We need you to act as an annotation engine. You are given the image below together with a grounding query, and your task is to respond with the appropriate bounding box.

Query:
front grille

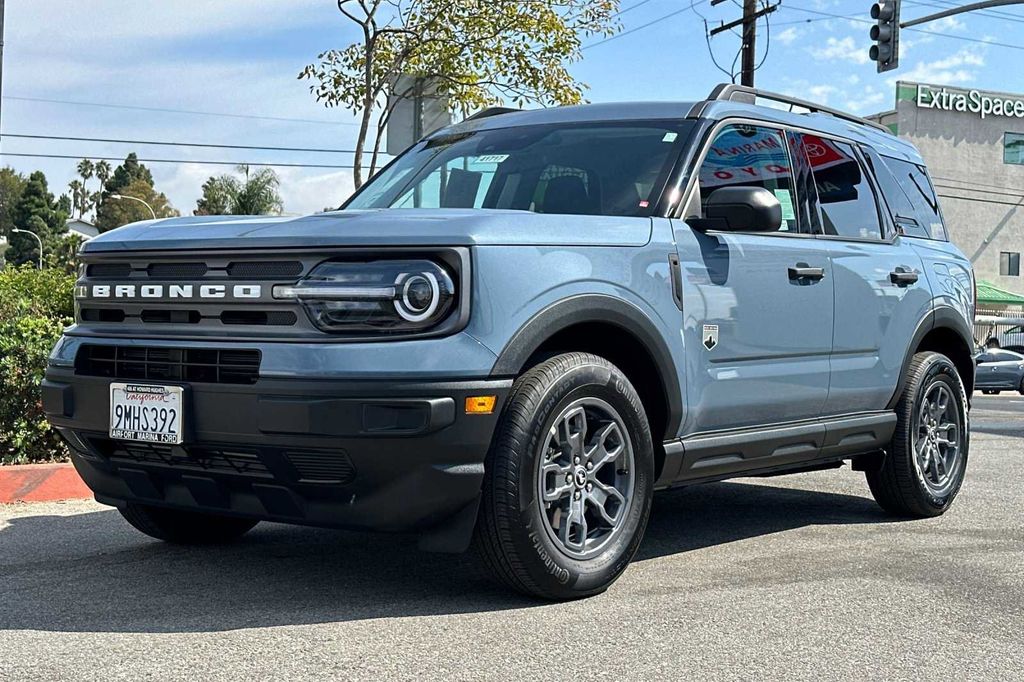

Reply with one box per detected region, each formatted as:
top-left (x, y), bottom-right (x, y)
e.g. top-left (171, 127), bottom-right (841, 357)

top-left (284, 449), bottom-right (356, 484)
top-left (227, 261), bottom-right (303, 279)
top-left (75, 345), bottom-right (261, 384)
top-left (87, 263), bottom-right (132, 278)
top-left (91, 439), bottom-right (272, 477)
top-left (147, 262), bottom-right (208, 279)
top-left (86, 437), bottom-right (357, 485)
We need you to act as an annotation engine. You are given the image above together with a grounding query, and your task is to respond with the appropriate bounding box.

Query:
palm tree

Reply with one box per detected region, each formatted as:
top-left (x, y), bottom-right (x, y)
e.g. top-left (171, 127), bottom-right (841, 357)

top-left (92, 160), bottom-right (113, 222)
top-left (76, 159), bottom-right (97, 219)
top-left (231, 165), bottom-right (283, 215)
top-left (68, 179), bottom-right (85, 219)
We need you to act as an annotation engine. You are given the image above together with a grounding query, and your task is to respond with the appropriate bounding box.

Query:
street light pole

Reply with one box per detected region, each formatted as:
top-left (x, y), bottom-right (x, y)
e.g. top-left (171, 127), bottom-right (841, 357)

top-left (11, 228), bottom-right (43, 269)
top-left (109, 194), bottom-right (157, 220)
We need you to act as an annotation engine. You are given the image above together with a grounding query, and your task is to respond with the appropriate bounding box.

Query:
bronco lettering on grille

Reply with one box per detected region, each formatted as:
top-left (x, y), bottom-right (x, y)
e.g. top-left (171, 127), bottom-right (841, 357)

top-left (75, 284), bottom-right (262, 300)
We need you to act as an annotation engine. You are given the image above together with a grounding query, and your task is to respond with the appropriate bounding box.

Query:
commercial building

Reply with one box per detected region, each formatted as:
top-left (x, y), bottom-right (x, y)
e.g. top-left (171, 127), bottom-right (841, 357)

top-left (870, 81), bottom-right (1024, 301)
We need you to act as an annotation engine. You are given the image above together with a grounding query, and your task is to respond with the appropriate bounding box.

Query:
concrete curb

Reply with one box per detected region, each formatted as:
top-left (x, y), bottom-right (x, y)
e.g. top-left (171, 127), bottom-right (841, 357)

top-left (0, 463), bottom-right (92, 504)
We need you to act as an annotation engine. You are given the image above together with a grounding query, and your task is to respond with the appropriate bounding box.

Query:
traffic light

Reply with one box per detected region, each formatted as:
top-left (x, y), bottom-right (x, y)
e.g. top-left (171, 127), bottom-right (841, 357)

top-left (869, 0), bottom-right (901, 73)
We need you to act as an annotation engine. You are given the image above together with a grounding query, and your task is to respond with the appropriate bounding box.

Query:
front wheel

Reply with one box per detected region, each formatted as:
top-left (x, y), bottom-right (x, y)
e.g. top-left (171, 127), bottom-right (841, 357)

top-left (474, 353), bottom-right (654, 600)
top-left (119, 503), bottom-right (259, 544)
top-left (866, 351), bottom-right (969, 517)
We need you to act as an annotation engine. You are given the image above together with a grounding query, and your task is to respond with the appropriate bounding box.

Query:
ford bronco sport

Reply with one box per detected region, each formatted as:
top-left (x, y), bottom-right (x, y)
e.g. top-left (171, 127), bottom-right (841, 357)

top-left (43, 84), bottom-right (976, 600)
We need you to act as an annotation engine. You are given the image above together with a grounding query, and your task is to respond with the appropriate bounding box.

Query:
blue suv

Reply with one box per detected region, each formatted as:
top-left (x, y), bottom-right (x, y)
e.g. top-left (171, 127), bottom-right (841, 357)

top-left (43, 84), bottom-right (976, 600)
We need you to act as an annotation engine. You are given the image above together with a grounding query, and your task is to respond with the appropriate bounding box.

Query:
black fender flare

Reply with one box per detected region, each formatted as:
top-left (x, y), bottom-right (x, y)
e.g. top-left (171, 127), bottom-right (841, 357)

top-left (490, 294), bottom-right (683, 438)
top-left (888, 305), bottom-right (976, 409)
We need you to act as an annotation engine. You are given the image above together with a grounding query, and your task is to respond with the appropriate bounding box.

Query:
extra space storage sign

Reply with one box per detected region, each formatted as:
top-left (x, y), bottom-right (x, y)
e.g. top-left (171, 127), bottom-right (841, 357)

top-left (916, 84), bottom-right (1024, 119)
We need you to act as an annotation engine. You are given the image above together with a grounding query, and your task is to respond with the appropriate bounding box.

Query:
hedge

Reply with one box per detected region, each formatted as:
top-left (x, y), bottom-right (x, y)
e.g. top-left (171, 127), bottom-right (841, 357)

top-left (0, 266), bottom-right (75, 464)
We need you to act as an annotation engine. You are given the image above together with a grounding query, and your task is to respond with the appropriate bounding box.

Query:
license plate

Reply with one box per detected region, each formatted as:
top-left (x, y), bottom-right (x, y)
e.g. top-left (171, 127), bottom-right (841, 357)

top-left (109, 383), bottom-right (184, 444)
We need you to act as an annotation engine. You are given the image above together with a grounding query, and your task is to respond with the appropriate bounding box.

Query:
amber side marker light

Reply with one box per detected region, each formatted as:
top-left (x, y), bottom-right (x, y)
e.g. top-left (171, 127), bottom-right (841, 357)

top-left (465, 396), bottom-right (497, 415)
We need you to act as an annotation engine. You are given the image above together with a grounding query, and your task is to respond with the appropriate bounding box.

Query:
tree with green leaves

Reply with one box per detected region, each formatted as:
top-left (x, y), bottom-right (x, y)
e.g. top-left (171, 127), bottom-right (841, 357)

top-left (299, 0), bottom-right (620, 189)
top-left (95, 154), bottom-right (175, 232)
top-left (0, 167), bottom-right (27, 241)
top-left (194, 165), bottom-right (283, 216)
top-left (7, 171), bottom-right (67, 266)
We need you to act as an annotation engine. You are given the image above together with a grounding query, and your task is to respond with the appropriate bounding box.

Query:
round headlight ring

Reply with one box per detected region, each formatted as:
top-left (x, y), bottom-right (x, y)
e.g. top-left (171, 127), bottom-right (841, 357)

top-left (395, 271), bottom-right (441, 322)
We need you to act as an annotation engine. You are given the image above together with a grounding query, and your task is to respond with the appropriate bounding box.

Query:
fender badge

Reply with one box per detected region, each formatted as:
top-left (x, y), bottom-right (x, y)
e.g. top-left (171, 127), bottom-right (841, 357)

top-left (703, 324), bottom-right (719, 351)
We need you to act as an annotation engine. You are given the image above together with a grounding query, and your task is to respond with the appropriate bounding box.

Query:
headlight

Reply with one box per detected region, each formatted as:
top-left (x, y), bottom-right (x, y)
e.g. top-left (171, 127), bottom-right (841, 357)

top-left (273, 259), bottom-right (455, 333)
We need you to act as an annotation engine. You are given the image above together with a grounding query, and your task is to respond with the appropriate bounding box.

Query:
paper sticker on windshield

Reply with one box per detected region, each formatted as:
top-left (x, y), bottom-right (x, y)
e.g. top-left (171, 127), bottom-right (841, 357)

top-left (474, 154), bottom-right (509, 164)
top-left (703, 324), bottom-right (719, 351)
top-left (662, 132), bottom-right (678, 143)
top-left (774, 189), bottom-right (796, 221)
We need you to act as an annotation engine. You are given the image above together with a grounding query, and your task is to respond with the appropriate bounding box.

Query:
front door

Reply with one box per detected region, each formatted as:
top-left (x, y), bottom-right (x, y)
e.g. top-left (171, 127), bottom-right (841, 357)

top-left (673, 122), bottom-right (834, 435)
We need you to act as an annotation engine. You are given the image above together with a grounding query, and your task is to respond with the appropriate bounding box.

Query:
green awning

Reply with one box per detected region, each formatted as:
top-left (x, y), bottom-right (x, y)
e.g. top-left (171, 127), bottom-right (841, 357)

top-left (976, 280), bottom-right (1024, 306)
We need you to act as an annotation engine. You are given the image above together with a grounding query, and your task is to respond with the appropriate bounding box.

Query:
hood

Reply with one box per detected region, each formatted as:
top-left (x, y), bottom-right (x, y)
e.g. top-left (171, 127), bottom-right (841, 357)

top-left (81, 209), bottom-right (653, 252)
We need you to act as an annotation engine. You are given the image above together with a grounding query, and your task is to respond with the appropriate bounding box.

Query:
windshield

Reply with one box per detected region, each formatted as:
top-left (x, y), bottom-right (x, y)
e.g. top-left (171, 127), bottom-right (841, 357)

top-left (345, 120), bottom-right (693, 217)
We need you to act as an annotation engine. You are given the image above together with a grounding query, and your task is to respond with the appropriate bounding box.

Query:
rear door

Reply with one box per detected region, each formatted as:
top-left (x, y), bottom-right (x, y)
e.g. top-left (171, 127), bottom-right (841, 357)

top-left (672, 122), bottom-right (834, 434)
top-left (795, 135), bottom-right (931, 415)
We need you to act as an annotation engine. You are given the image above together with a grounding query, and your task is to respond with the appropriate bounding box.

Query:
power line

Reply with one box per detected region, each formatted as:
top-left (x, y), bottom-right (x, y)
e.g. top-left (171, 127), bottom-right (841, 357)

top-left (614, 0), bottom-right (659, 17)
top-left (0, 152), bottom-right (354, 169)
top-left (0, 132), bottom-right (365, 155)
top-left (932, 175), bottom-right (1024, 193)
top-left (783, 3), bottom-right (1024, 51)
top-left (2, 95), bottom-right (359, 127)
top-left (582, 5), bottom-right (694, 49)
top-left (937, 192), bottom-right (1024, 207)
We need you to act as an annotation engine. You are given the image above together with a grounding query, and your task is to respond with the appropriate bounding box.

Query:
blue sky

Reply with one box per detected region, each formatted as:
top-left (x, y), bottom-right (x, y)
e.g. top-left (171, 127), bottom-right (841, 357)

top-left (2, 0), bottom-right (1021, 216)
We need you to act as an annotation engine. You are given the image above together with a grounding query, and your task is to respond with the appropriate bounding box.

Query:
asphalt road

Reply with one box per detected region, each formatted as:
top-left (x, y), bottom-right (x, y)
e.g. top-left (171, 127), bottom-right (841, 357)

top-left (1, 395), bottom-right (1022, 681)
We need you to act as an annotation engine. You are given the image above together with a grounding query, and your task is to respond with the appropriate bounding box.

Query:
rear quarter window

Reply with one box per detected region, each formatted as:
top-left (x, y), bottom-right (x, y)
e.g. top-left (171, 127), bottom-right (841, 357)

top-left (866, 148), bottom-right (948, 241)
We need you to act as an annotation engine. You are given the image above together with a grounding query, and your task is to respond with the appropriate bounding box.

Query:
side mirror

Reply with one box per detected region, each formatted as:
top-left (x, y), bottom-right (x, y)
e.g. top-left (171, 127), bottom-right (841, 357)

top-left (687, 186), bottom-right (782, 233)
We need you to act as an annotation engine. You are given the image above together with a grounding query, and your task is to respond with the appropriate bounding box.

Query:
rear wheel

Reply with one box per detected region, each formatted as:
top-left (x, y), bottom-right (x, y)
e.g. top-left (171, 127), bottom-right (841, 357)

top-left (866, 352), bottom-right (969, 517)
top-left (119, 503), bottom-right (258, 544)
top-left (474, 353), bottom-right (654, 600)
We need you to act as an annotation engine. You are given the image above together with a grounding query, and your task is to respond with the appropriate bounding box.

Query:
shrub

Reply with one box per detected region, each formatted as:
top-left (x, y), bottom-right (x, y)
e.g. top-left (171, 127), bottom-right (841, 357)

top-left (0, 266), bottom-right (75, 464)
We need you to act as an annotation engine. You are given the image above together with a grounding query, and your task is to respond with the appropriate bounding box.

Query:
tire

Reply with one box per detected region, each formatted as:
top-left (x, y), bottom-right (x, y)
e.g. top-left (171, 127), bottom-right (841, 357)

top-left (119, 503), bottom-right (258, 544)
top-left (866, 351), bottom-right (969, 517)
top-left (474, 353), bottom-right (654, 600)
top-left (1018, 378), bottom-right (1024, 396)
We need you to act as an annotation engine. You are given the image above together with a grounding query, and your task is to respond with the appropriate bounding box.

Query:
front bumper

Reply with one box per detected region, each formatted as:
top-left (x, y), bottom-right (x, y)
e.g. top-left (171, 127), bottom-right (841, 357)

top-left (43, 366), bottom-right (511, 550)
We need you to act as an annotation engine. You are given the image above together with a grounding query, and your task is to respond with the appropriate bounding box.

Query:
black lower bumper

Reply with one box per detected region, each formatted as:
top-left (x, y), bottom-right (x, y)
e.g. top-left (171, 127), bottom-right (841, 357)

top-left (42, 367), bottom-right (511, 551)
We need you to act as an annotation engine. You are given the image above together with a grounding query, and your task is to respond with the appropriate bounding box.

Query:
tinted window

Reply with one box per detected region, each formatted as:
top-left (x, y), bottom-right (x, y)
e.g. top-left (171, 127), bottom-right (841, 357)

top-left (862, 146), bottom-right (918, 238)
top-left (991, 350), bottom-right (1024, 362)
top-left (880, 156), bottom-right (947, 241)
top-left (1000, 251), bottom-right (1020, 276)
top-left (802, 137), bottom-right (883, 240)
top-left (346, 121), bottom-right (691, 217)
top-left (698, 124), bottom-right (801, 232)
top-left (1004, 132), bottom-right (1024, 165)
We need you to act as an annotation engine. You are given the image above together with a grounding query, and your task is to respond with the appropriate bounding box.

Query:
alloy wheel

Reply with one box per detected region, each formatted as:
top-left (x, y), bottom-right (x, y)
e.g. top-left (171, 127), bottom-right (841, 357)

top-left (537, 397), bottom-right (635, 560)
top-left (912, 381), bottom-right (963, 497)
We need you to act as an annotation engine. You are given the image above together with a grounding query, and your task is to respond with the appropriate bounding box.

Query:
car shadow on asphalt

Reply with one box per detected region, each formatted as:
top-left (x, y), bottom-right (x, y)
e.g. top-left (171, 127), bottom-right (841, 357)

top-left (0, 480), bottom-right (893, 633)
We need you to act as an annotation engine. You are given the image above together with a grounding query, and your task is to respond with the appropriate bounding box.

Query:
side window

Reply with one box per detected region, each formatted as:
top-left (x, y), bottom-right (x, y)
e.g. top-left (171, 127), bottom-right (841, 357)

top-left (800, 136), bottom-right (883, 240)
top-left (880, 156), bottom-right (948, 241)
top-left (862, 146), bottom-right (922, 239)
top-left (698, 124), bottom-right (801, 232)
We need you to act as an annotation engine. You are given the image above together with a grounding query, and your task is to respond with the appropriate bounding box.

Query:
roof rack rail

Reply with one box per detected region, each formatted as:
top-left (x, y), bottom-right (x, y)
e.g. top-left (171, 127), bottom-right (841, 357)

top-left (702, 83), bottom-right (892, 135)
top-left (465, 106), bottom-right (520, 122)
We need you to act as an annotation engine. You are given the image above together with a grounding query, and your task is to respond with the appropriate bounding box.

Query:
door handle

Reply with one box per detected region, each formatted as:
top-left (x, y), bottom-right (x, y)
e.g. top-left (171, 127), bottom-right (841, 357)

top-left (788, 265), bottom-right (825, 281)
top-left (890, 268), bottom-right (919, 286)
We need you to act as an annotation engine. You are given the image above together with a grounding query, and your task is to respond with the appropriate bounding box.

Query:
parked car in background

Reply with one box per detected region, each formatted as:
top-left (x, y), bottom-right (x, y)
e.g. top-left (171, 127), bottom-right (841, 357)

top-left (975, 349), bottom-right (1024, 394)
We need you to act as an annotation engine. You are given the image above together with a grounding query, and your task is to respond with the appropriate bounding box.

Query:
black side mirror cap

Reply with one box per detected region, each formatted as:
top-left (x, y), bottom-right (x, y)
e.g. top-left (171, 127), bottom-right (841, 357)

top-left (686, 186), bottom-right (783, 233)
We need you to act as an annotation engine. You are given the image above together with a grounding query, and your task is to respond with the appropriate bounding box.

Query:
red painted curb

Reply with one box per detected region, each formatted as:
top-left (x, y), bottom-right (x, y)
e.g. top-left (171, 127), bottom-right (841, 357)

top-left (0, 463), bottom-right (92, 504)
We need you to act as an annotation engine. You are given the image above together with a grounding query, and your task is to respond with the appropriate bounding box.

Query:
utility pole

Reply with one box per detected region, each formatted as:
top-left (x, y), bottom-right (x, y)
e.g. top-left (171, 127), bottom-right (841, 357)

top-left (709, 0), bottom-right (779, 87)
top-left (0, 0), bottom-right (5, 145)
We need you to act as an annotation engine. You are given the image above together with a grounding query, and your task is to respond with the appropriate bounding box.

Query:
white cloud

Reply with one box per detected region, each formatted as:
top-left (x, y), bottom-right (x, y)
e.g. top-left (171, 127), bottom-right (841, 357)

top-left (809, 36), bottom-right (870, 65)
top-left (776, 27), bottom-right (799, 46)
top-left (895, 47), bottom-right (987, 87)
